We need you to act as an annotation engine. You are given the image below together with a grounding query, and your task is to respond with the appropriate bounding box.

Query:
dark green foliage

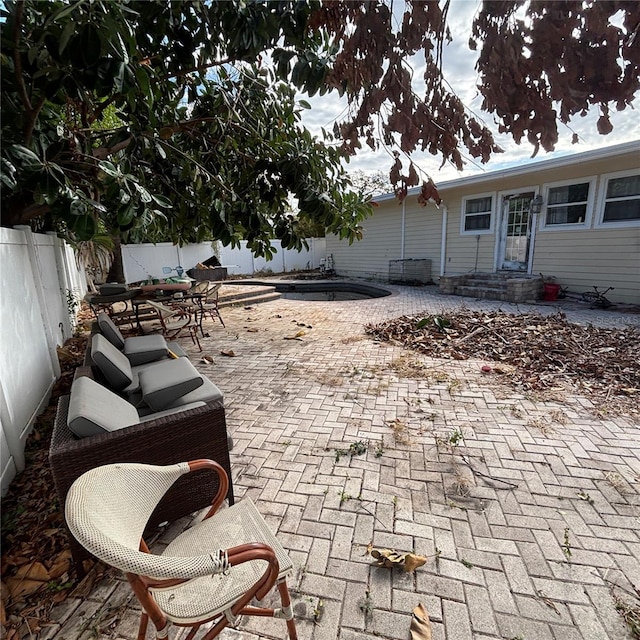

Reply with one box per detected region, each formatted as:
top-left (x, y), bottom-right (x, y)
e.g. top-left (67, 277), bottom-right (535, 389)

top-left (1, 0), bottom-right (370, 255)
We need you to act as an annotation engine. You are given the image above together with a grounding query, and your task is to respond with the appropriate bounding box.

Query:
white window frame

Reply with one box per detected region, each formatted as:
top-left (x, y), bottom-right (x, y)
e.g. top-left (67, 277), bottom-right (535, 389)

top-left (460, 192), bottom-right (495, 236)
top-left (539, 176), bottom-right (596, 231)
top-left (595, 169), bottom-right (640, 229)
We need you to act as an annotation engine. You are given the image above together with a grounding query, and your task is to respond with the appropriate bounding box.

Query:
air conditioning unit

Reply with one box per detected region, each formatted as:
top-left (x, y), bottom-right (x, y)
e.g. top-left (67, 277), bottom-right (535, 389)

top-left (389, 259), bottom-right (432, 284)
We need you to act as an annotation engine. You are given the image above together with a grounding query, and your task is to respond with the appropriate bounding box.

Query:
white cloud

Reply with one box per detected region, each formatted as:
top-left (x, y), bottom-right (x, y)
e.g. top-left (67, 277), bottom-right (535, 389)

top-left (300, 0), bottom-right (640, 182)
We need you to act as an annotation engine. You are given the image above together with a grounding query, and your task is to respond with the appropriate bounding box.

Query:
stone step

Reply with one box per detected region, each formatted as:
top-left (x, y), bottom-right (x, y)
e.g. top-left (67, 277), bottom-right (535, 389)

top-left (220, 292), bottom-right (282, 308)
top-left (218, 285), bottom-right (281, 308)
top-left (455, 285), bottom-right (511, 301)
top-left (461, 276), bottom-right (509, 285)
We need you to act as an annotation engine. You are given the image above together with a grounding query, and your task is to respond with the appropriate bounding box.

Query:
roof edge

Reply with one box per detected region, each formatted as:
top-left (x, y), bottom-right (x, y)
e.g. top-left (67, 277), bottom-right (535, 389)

top-left (372, 140), bottom-right (640, 203)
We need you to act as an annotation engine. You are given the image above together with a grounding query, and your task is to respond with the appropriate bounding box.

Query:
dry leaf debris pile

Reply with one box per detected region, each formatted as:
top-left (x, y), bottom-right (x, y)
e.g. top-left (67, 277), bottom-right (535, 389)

top-left (365, 310), bottom-right (640, 414)
top-left (1, 337), bottom-right (88, 639)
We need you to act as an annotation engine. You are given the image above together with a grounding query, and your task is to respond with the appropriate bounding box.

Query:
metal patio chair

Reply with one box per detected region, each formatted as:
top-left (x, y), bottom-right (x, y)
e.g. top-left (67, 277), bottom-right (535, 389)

top-left (200, 282), bottom-right (225, 328)
top-left (65, 460), bottom-right (297, 640)
top-left (145, 299), bottom-right (202, 351)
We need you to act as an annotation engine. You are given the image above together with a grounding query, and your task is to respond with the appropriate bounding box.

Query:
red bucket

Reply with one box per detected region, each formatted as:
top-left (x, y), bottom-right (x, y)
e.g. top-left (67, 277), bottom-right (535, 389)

top-left (543, 283), bottom-right (561, 301)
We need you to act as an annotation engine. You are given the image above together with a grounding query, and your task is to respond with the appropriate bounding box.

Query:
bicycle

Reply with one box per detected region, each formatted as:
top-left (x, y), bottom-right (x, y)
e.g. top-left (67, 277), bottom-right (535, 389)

top-left (581, 286), bottom-right (615, 309)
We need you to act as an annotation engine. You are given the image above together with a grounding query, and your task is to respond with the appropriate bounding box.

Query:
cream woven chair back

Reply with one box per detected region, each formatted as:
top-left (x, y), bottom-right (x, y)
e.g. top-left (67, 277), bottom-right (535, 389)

top-left (205, 282), bottom-right (222, 302)
top-left (65, 462), bottom-right (189, 575)
top-left (193, 280), bottom-right (210, 295)
top-left (146, 299), bottom-right (178, 319)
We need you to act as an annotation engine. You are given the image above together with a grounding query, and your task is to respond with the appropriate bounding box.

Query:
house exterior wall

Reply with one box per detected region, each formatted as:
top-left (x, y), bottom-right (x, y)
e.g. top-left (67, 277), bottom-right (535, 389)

top-left (403, 202), bottom-right (443, 271)
top-left (327, 199), bottom-right (444, 282)
top-left (329, 143), bottom-right (639, 304)
top-left (531, 228), bottom-right (639, 300)
top-left (328, 202), bottom-right (404, 281)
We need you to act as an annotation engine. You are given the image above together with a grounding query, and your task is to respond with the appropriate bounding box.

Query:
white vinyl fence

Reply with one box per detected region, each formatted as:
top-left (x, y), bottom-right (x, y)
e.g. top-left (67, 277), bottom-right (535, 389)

top-left (0, 227), bottom-right (86, 496)
top-left (122, 238), bottom-right (326, 283)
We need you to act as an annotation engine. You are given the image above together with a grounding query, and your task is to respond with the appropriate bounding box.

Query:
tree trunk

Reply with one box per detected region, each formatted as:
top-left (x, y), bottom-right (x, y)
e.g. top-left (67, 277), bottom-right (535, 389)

top-left (107, 236), bottom-right (126, 283)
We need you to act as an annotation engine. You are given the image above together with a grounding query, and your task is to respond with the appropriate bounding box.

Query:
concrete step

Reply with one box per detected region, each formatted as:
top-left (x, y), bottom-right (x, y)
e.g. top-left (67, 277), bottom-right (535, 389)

top-left (218, 285), bottom-right (281, 308)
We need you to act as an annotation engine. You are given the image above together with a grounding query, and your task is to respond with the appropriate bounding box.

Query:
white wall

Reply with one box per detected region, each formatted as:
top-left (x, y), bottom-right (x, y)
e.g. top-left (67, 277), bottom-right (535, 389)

top-left (0, 227), bottom-right (86, 495)
top-left (122, 238), bottom-right (326, 282)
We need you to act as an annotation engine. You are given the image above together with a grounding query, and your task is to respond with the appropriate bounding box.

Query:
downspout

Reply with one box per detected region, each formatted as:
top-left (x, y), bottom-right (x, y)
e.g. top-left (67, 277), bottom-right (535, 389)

top-left (440, 206), bottom-right (448, 276)
top-left (527, 213), bottom-right (538, 275)
top-left (400, 197), bottom-right (406, 267)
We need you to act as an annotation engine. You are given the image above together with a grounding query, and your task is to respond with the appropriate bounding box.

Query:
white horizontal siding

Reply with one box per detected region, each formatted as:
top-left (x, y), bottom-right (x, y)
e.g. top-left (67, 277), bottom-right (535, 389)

top-left (327, 205), bottom-right (404, 280)
top-left (403, 202), bottom-right (442, 272)
top-left (532, 229), bottom-right (640, 304)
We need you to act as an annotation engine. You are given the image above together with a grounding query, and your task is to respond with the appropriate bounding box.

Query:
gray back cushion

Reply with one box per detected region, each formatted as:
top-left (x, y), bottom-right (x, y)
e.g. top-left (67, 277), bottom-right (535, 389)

top-left (123, 334), bottom-right (168, 366)
top-left (91, 334), bottom-right (134, 391)
top-left (138, 357), bottom-right (204, 412)
top-left (97, 312), bottom-right (125, 350)
top-left (166, 374), bottom-right (223, 408)
top-left (67, 377), bottom-right (139, 438)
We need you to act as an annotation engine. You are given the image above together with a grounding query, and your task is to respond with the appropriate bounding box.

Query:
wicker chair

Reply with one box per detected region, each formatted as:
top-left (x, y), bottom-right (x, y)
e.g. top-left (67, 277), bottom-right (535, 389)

top-left (50, 385), bottom-right (234, 574)
top-left (65, 460), bottom-right (297, 640)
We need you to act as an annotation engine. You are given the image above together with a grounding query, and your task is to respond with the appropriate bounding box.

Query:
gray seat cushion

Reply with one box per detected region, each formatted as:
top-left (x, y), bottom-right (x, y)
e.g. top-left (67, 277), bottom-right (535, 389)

top-left (67, 377), bottom-right (140, 438)
top-left (99, 283), bottom-right (129, 296)
top-left (164, 374), bottom-right (224, 407)
top-left (97, 312), bottom-right (126, 350)
top-left (123, 334), bottom-right (168, 366)
top-left (91, 334), bottom-right (133, 391)
top-left (138, 357), bottom-right (204, 412)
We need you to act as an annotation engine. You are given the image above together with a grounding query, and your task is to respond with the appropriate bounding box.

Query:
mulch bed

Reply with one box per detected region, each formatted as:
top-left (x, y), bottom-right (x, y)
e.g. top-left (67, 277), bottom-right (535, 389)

top-left (365, 310), bottom-right (640, 416)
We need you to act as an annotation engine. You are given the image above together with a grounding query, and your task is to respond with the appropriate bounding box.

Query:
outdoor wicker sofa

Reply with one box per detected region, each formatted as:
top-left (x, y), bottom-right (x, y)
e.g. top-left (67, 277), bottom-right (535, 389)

top-left (49, 367), bottom-right (234, 572)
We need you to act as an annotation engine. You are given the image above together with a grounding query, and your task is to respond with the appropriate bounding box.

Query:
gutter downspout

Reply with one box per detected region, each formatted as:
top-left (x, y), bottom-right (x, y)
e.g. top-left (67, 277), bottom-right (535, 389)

top-left (527, 212), bottom-right (538, 275)
top-left (401, 197), bottom-right (406, 266)
top-left (440, 206), bottom-right (448, 276)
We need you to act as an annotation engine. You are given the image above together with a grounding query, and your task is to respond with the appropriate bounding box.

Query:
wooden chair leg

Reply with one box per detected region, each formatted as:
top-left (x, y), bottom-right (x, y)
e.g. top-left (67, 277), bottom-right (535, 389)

top-left (137, 612), bottom-right (149, 640)
top-left (277, 578), bottom-right (298, 640)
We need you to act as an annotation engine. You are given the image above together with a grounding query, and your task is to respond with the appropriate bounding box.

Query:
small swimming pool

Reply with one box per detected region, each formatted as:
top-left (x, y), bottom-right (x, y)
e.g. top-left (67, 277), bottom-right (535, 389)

top-left (275, 281), bottom-right (392, 301)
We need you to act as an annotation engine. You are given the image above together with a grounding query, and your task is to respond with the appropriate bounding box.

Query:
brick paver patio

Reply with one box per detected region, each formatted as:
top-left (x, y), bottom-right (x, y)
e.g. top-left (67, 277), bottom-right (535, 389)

top-left (49, 284), bottom-right (639, 640)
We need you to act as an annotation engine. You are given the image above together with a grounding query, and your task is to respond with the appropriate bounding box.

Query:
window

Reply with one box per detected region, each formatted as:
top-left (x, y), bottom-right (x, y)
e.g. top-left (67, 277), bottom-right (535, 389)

top-left (600, 172), bottom-right (640, 224)
top-left (545, 182), bottom-right (590, 225)
top-left (461, 194), bottom-right (493, 234)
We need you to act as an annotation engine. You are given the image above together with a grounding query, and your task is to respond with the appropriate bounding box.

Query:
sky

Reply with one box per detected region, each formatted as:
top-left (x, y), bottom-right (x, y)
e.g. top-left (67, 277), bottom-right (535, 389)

top-left (299, 0), bottom-right (640, 184)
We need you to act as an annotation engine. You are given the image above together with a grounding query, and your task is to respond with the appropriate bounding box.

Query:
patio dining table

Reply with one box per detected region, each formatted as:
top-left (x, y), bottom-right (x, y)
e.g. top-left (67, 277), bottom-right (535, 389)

top-left (84, 289), bottom-right (142, 326)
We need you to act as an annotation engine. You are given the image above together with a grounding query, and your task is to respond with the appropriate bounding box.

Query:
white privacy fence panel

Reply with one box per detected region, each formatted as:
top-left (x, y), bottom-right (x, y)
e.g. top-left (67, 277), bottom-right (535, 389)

top-left (218, 242), bottom-right (255, 276)
top-left (0, 227), bottom-right (85, 496)
top-left (36, 235), bottom-right (67, 346)
top-left (122, 239), bottom-right (325, 281)
top-left (121, 242), bottom-right (178, 282)
top-left (177, 243), bottom-right (219, 272)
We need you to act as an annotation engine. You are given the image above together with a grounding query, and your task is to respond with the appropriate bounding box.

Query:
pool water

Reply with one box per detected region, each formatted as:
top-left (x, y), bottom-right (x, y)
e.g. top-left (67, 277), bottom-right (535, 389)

top-left (280, 291), bottom-right (374, 301)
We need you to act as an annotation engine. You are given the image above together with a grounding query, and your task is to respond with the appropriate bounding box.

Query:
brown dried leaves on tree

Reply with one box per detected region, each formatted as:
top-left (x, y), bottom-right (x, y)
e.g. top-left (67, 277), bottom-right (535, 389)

top-left (310, 1), bottom-right (639, 200)
top-left (472, 1), bottom-right (640, 157)
top-left (319, 1), bottom-right (502, 201)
